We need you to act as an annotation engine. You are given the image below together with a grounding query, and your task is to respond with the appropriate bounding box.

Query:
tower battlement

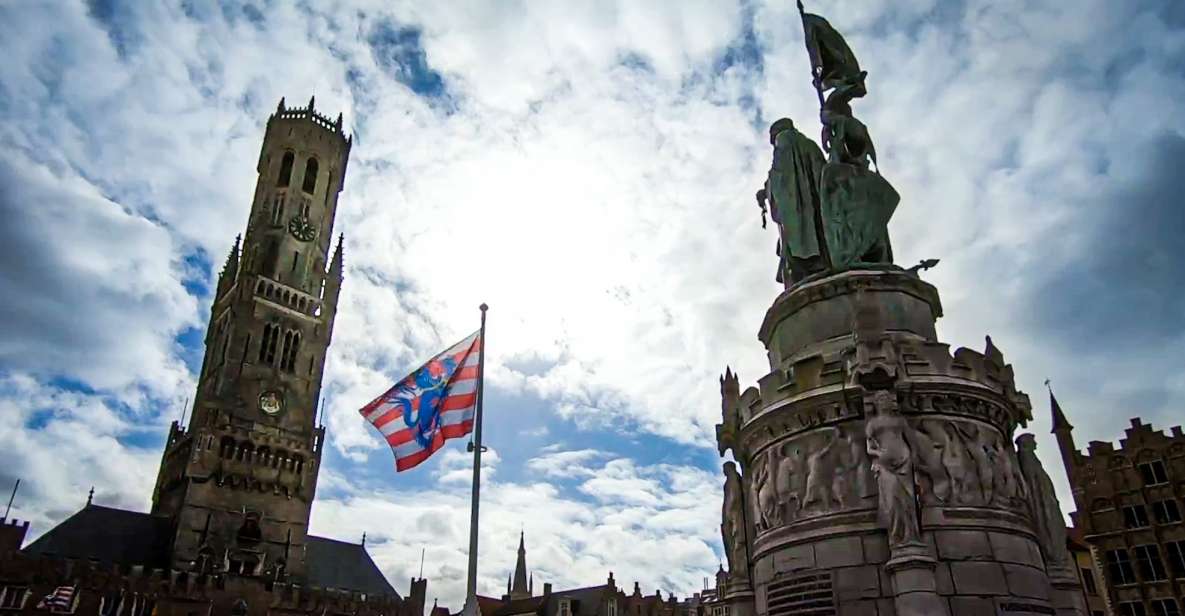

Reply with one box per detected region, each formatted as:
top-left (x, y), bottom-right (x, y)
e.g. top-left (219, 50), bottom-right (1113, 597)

top-left (270, 96), bottom-right (351, 144)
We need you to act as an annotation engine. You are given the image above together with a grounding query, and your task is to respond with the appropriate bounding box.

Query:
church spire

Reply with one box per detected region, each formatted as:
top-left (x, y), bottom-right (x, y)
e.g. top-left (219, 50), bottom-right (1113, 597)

top-left (1047, 381), bottom-right (1079, 485)
top-left (511, 531), bottom-right (530, 598)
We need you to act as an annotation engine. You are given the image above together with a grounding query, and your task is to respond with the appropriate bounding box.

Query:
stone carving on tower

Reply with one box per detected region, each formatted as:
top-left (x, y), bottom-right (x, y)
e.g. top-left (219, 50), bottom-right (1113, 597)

top-left (149, 97), bottom-right (352, 581)
top-left (717, 4), bottom-right (1088, 616)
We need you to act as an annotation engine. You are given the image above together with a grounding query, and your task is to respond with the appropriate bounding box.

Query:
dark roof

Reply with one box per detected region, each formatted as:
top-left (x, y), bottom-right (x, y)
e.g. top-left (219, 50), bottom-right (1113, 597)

top-left (22, 505), bottom-right (172, 567)
top-left (305, 535), bottom-right (399, 598)
top-left (21, 506), bottom-right (399, 599)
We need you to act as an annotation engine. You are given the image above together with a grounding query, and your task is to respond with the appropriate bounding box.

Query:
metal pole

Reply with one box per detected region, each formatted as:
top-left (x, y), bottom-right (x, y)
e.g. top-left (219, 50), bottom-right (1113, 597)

top-left (465, 304), bottom-right (489, 605)
top-left (3, 479), bottom-right (19, 520)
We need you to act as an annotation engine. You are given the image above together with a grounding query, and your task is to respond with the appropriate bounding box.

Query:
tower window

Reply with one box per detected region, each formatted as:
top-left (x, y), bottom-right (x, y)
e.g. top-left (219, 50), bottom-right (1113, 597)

top-left (302, 157), bottom-right (318, 193)
top-left (277, 152), bottom-right (294, 187)
top-left (271, 193), bottom-right (285, 225)
top-left (259, 324), bottom-right (280, 365)
top-left (281, 331), bottom-right (301, 372)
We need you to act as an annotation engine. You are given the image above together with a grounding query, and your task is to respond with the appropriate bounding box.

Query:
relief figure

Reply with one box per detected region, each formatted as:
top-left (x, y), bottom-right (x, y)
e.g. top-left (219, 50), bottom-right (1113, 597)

top-left (775, 442), bottom-right (803, 520)
top-left (911, 421), bottom-right (951, 504)
top-left (803, 430), bottom-right (839, 513)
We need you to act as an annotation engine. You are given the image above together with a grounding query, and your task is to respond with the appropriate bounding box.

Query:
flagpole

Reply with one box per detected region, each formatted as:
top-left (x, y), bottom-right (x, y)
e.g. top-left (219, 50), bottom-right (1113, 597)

top-left (464, 303), bottom-right (489, 613)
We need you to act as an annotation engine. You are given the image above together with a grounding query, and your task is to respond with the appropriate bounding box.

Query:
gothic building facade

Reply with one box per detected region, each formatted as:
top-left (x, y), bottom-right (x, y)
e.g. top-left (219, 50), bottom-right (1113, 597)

top-left (1053, 394), bottom-right (1185, 616)
top-left (0, 99), bottom-right (426, 616)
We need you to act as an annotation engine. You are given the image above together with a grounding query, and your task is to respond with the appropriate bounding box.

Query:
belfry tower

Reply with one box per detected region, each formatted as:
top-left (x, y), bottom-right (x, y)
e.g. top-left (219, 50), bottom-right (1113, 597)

top-left (150, 97), bottom-right (352, 580)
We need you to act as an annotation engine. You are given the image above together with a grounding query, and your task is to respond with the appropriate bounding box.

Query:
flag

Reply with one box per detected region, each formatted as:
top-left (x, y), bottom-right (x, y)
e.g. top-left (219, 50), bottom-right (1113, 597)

top-left (361, 331), bottom-right (482, 471)
top-left (37, 586), bottom-right (76, 611)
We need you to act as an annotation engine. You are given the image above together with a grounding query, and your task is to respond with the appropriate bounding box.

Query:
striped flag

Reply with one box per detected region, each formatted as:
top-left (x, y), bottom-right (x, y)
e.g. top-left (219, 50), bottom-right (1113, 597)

top-left (360, 331), bottom-right (482, 471)
top-left (37, 586), bottom-right (76, 611)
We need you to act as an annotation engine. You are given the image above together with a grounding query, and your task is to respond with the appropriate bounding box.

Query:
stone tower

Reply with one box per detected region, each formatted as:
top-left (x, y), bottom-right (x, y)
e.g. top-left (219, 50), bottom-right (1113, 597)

top-left (150, 97), bottom-right (352, 580)
top-left (716, 6), bottom-right (1087, 616)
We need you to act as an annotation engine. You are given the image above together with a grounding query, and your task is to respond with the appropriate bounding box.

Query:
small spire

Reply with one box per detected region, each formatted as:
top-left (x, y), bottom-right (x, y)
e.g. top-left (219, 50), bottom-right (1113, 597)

top-left (361, 532), bottom-right (367, 546)
top-left (329, 233), bottom-right (345, 276)
top-left (336, 112), bottom-right (343, 129)
top-left (308, 95), bottom-right (315, 111)
top-left (1047, 380), bottom-right (1074, 432)
top-left (86, 486), bottom-right (94, 506)
top-left (277, 97), bottom-right (286, 112)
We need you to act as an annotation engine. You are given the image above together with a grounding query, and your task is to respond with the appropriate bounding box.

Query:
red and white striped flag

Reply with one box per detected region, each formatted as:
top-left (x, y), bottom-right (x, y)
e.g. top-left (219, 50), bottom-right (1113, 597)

top-left (37, 586), bottom-right (76, 611)
top-left (360, 331), bottom-right (482, 471)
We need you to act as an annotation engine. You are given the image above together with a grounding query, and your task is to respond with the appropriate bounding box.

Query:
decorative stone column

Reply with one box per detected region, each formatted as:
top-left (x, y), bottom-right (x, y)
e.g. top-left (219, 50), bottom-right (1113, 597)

top-left (717, 269), bottom-right (1086, 616)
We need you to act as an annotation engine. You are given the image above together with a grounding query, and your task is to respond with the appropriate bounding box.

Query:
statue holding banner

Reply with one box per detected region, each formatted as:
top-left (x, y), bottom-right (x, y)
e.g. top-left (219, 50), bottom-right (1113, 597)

top-left (756, 2), bottom-right (897, 283)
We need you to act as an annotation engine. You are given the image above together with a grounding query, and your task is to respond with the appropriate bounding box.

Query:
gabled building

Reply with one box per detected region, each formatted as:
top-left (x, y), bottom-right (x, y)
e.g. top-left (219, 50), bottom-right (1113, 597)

top-left (1053, 391), bottom-right (1185, 616)
top-left (0, 99), bottom-right (427, 616)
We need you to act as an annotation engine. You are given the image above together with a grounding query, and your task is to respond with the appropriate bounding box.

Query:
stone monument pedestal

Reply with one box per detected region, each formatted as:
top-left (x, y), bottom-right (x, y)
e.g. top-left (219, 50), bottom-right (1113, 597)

top-left (717, 269), bottom-right (1086, 616)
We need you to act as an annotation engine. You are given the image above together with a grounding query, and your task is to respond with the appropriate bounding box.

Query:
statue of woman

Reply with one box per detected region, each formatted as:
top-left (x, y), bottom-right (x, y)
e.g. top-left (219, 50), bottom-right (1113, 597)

top-left (865, 391), bottom-right (922, 549)
top-left (721, 462), bottom-right (750, 583)
top-left (1016, 435), bottom-right (1074, 577)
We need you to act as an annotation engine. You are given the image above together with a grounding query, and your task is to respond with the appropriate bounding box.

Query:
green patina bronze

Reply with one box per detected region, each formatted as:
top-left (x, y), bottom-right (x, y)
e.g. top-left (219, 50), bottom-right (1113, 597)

top-left (755, 3), bottom-right (898, 285)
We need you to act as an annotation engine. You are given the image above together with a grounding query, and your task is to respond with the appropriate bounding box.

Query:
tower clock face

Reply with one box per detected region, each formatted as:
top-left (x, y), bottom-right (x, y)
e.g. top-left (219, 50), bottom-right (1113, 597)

top-left (288, 215), bottom-right (316, 242)
top-left (259, 390), bottom-right (284, 416)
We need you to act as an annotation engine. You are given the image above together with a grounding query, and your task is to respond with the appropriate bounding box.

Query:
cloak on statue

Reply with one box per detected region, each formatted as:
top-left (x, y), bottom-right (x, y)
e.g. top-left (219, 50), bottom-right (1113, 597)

top-left (768, 121), bottom-right (828, 275)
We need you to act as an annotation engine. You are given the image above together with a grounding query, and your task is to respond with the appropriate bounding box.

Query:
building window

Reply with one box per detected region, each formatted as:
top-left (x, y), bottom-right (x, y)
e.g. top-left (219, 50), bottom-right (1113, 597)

top-left (259, 324), bottom-right (280, 365)
top-left (277, 151), bottom-right (294, 187)
top-left (302, 157), bottom-right (318, 193)
top-left (1139, 461), bottom-right (1169, 486)
top-left (1107, 549), bottom-right (1138, 585)
top-left (559, 599), bottom-right (571, 616)
top-left (608, 600), bottom-right (617, 616)
top-left (1119, 602), bottom-right (1148, 616)
top-left (1134, 544), bottom-right (1168, 581)
top-left (1080, 567), bottom-right (1097, 595)
top-left (1124, 505), bottom-right (1151, 528)
top-left (280, 331), bottom-right (300, 372)
top-left (1153, 499), bottom-right (1182, 524)
top-left (271, 192), bottom-right (285, 225)
top-left (1153, 599), bottom-right (1181, 616)
top-left (1167, 540), bottom-right (1185, 577)
top-left (0, 586), bottom-right (28, 609)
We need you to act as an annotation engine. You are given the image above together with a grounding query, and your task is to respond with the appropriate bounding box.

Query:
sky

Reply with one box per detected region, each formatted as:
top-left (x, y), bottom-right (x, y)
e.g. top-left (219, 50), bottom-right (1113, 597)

top-left (2, 0), bottom-right (1184, 610)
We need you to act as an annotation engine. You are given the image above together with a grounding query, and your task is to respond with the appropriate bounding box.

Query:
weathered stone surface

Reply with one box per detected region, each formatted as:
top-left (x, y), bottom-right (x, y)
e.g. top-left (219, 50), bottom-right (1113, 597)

top-left (1003, 563), bottom-right (1051, 600)
top-left (950, 562), bottom-right (1007, 595)
top-left (894, 591), bottom-right (949, 616)
top-left (834, 565), bottom-right (881, 601)
top-left (934, 563), bottom-right (953, 596)
top-left (837, 599), bottom-right (878, 616)
top-left (890, 567), bottom-right (936, 594)
top-left (862, 534), bottom-right (889, 564)
top-left (876, 598), bottom-right (896, 616)
top-left (987, 531), bottom-right (1044, 568)
top-left (773, 543), bottom-right (816, 573)
top-left (815, 536), bottom-right (865, 569)
top-left (935, 529), bottom-right (992, 561)
top-left (949, 596), bottom-right (997, 616)
top-left (753, 554), bottom-right (774, 584)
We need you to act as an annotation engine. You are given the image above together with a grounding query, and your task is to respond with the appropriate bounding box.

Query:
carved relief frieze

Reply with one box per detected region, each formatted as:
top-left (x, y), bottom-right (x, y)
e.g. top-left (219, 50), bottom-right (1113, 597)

top-left (749, 420), bottom-right (877, 535)
top-left (907, 414), bottom-right (1028, 511)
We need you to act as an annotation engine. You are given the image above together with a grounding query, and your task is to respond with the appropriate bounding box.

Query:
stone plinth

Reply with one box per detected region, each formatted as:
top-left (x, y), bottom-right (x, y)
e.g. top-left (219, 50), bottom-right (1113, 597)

top-left (717, 269), bottom-right (1086, 616)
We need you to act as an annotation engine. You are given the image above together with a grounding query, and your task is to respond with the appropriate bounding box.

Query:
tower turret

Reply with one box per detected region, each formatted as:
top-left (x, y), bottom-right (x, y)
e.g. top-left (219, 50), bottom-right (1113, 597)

top-left (149, 97), bottom-right (352, 582)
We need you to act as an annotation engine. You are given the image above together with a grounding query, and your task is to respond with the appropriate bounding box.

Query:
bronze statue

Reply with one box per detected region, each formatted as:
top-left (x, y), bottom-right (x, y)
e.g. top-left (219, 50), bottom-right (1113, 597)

top-left (753, 3), bottom-right (898, 282)
top-left (758, 118), bottom-right (828, 283)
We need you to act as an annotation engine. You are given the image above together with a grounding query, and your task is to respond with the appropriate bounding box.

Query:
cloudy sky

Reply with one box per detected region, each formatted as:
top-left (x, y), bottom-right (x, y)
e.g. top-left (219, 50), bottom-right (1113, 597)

top-left (2, 0), bottom-right (1184, 610)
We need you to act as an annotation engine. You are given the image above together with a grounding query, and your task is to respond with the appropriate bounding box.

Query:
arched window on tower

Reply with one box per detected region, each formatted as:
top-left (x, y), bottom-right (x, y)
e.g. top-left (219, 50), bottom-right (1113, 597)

top-left (259, 324), bottom-right (280, 365)
top-left (302, 157), bottom-right (318, 194)
top-left (270, 193), bottom-right (285, 225)
top-left (277, 152), bottom-right (294, 187)
top-left (280, 331), bottom-right (300, 373)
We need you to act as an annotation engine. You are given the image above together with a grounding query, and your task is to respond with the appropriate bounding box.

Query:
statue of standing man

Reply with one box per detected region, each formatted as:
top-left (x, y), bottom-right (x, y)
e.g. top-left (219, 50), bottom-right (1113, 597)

top-left (757, 118), bottom-right (828, 285)
top-left (721, 461), bottom-right (751, 586)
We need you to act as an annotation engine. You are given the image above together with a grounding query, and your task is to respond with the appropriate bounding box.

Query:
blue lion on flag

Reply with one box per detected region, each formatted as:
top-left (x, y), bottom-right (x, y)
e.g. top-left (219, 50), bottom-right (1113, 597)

top-left (389, 356), bottom-right (459, 448)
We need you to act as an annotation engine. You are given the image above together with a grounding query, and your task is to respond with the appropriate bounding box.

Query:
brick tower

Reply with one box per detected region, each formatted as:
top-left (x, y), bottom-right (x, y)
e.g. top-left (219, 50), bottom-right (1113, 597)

top-left (150, 96), bottom-right (352, 580)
